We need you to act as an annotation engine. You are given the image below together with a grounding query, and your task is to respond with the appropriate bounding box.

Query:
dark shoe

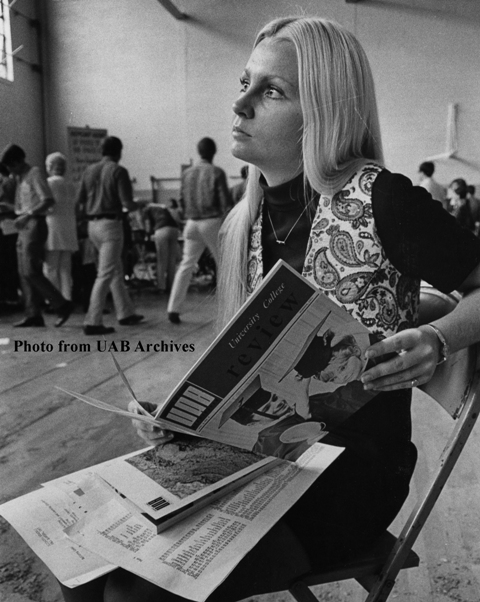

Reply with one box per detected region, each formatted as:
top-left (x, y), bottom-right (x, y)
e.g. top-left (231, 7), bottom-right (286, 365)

top-left (168, 312), bottom-right (181, 324)
top-left (14, 315), bottom-right (45, 327)
top-left (55, 300), bottom-right (74, 327)
top-left (118, 314), bottom-right (145, 326)
top-left (84, 325), bottom-right (116, 335)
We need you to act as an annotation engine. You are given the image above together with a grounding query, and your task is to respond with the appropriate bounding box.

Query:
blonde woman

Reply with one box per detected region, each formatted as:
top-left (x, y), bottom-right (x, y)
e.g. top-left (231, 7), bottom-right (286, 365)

top-left (61, 16), bottom-right (480, 602)
top-left (44, 152), bottom-right (78, 301)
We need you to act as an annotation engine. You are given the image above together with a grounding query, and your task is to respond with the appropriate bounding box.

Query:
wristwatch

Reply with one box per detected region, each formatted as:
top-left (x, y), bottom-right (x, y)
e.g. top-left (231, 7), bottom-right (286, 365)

top-left (424, 324), bottom-right (450, 365)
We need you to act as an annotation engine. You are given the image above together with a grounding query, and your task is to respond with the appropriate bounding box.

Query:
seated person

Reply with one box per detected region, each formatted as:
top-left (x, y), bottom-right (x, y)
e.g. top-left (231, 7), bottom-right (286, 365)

top-left (59, 16), bottom-right (480, 602)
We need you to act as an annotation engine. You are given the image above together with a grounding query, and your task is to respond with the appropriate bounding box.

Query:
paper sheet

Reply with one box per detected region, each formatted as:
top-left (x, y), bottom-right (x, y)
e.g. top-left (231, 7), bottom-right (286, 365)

top-left (0, 477), bottom-right (116, 587)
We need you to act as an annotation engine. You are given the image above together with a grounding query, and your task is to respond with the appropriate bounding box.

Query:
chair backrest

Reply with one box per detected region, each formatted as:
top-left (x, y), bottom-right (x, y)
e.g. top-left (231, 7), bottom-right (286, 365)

top-left (418, 282), bottom-right (474, 417)
top-left (365, 285), bottom-right (480, 601)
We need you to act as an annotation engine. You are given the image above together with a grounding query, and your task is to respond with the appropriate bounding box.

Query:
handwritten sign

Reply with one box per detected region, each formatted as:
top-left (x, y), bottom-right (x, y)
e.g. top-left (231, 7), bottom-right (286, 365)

top-left (67, 126), bottom-right (107, 185)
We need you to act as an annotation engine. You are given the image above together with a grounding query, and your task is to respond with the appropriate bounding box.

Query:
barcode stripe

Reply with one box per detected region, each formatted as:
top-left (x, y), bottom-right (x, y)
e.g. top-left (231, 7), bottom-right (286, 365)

top-left (147, 496), bottom-right (171, 511)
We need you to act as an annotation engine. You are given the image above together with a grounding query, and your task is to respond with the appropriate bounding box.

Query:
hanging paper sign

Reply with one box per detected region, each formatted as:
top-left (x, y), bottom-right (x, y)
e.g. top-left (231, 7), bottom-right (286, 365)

top-left (67, 126), bottom-right (108, 186)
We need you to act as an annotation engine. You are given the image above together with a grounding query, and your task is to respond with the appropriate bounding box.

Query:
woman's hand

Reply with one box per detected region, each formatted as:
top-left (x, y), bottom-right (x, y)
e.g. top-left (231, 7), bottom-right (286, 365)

top-left (128, 400), bottom-right (174, 446)
top-left (360, 326), bottom-right (441, 391)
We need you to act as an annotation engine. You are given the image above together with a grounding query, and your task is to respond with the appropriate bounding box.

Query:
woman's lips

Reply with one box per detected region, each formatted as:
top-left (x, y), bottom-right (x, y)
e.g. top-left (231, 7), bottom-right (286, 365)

top-left (232, 125), bottom-right (251, 138)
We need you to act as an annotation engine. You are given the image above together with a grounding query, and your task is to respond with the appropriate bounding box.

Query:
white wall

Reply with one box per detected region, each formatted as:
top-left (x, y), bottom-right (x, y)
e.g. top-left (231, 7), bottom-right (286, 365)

top-left (358, 1), bottom-right (480, 187)
top-left (37, 0), bottom-right (480, 193)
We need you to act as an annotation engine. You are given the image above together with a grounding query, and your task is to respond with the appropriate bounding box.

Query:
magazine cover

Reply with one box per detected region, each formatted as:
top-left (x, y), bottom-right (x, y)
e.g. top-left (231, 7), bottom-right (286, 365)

top-left (86, 434), bottom-right (281, 532)
top-left (154, 261), bottom-right (380, 460)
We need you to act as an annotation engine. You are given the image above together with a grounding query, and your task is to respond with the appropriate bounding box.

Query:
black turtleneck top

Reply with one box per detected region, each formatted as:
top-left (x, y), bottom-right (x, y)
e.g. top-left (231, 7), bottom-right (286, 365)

top-left (260, 173), bottom-right (318, 276)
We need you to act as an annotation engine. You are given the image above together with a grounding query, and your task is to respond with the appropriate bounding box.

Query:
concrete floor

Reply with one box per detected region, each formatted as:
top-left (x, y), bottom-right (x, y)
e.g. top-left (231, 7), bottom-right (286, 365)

top-left (1, 287), bottom-right (480, 602)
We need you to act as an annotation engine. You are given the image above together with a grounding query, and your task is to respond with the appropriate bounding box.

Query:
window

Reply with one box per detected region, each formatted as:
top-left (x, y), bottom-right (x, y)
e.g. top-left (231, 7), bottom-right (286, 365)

top-left (0, 0), bottom-right (13, 81)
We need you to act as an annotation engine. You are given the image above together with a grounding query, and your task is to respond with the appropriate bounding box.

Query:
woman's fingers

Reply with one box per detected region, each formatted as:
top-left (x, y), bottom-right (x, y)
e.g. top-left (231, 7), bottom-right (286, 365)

top-left (361, 327), bottom-right (439, 391)
top-left (127, 400), bottom-right (174, 445)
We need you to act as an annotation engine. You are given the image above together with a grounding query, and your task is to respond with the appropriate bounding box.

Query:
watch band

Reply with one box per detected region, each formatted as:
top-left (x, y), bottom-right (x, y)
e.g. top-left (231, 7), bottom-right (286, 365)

top-left (424, 323), bottom-right (450, 365)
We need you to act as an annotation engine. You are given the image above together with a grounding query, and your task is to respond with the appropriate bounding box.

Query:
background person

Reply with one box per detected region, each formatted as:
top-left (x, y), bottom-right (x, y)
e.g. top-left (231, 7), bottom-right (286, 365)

top-left (446, 178), bottom-right (475, 231)
top-left (76, 136), bottom-right (144, 335)
top-left (418, 160), bottom-right (447, 209)
top-left (0, 144), bottom-right (73, 327)
top-left (0, 162), bottom-right (20, 309)
top-left (229, 164), bottom-right (248, 205)
top-left (466, 184), bottom-right (480, 236)
top-left (143, 199), bottom-right (179, 294)
top-left (44, 152), bottom-right (78, 302)
top-left (166, 137), bottom-right (232, 324)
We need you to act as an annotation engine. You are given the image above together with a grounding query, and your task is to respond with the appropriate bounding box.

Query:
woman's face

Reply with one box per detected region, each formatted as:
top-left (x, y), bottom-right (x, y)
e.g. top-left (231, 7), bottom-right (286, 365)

top-left (232, 37), bottom-right (303, 186)
top-left (447, 186), bottom-right (457, 201)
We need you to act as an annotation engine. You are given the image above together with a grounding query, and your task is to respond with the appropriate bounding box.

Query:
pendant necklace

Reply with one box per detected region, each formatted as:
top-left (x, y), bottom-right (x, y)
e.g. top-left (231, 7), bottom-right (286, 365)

top-left (266, 200), bottom-right (312, 245)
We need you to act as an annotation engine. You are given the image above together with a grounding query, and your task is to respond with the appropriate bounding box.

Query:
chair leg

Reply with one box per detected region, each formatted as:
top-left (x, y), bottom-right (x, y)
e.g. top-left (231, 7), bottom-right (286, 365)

top-left (289, 581), bottom-right (321, 602)
top-left (364, 576), bottom-right (397, 602)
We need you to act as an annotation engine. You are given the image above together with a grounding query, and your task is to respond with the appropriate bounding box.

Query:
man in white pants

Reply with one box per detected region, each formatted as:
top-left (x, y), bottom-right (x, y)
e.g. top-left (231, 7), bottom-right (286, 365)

top-left (167, 138), bottom-right (232, 323)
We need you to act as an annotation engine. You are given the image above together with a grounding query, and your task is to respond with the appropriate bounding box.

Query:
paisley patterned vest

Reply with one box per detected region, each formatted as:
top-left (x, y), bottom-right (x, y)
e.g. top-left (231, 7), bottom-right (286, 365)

top-left (246, 163), bottom-right (420, 339)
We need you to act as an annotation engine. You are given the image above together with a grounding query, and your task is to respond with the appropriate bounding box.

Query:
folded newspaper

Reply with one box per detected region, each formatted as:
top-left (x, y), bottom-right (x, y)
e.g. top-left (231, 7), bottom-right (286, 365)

top-left (0, 442), bottom-right (343, 601)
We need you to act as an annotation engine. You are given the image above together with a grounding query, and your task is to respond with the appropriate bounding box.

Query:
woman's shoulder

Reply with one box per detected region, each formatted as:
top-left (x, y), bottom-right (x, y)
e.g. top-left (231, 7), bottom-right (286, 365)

top-left (370, 166), bottom-right (444, 231)
top-left (339, 161), bottom-right (385, 198)
top-left (371, 167), bottom-right (430, 202)
top-left (369, 166), bottom-right (480, 293)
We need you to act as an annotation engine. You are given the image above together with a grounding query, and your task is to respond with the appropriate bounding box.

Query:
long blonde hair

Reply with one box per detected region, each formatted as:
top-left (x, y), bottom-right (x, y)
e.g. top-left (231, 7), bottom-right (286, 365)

top-left (217, 16), bottom-right (384, 328)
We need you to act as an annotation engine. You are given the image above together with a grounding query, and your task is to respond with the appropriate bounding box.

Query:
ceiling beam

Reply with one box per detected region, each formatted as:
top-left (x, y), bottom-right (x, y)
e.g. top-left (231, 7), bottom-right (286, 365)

top-left (156, 0), bottom-right (188, 20)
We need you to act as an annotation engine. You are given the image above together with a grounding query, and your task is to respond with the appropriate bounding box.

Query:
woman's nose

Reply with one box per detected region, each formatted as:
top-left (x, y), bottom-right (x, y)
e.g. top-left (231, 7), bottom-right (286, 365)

top-left (233, 94), bottom-right (254, 119)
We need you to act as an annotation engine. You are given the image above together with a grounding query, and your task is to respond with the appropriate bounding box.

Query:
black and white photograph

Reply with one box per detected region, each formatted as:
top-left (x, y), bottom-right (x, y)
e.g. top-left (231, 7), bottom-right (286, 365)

top-left (1, 1), bottom-right (480, 602)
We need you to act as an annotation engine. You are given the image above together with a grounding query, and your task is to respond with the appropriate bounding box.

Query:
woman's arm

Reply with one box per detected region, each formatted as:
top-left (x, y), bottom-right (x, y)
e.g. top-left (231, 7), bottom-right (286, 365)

top-left (361, 263), bottom-right (480, 392)
top-left (363, 170), bottom-right (480, 392)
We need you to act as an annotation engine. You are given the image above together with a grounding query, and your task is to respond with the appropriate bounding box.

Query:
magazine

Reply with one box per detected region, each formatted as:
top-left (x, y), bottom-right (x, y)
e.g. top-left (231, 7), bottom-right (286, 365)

top-left (151, 260), bottom-right (381, 460)
top-left (53, 435), bottom-right (283, 534)
top-left (63, 260), bottom-right (380, 462)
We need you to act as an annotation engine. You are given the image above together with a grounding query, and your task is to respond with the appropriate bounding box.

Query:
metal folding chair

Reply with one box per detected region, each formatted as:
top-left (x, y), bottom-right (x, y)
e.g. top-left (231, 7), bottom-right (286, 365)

top-left (287, 286), bottom-right (480, 602)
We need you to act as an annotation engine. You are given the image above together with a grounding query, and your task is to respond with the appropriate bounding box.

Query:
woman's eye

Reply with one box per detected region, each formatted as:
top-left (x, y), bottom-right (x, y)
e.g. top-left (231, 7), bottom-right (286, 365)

top-left (265, 87), bottom-right (283, 99)
top-left (239, 79), bottom-right (249, 92)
